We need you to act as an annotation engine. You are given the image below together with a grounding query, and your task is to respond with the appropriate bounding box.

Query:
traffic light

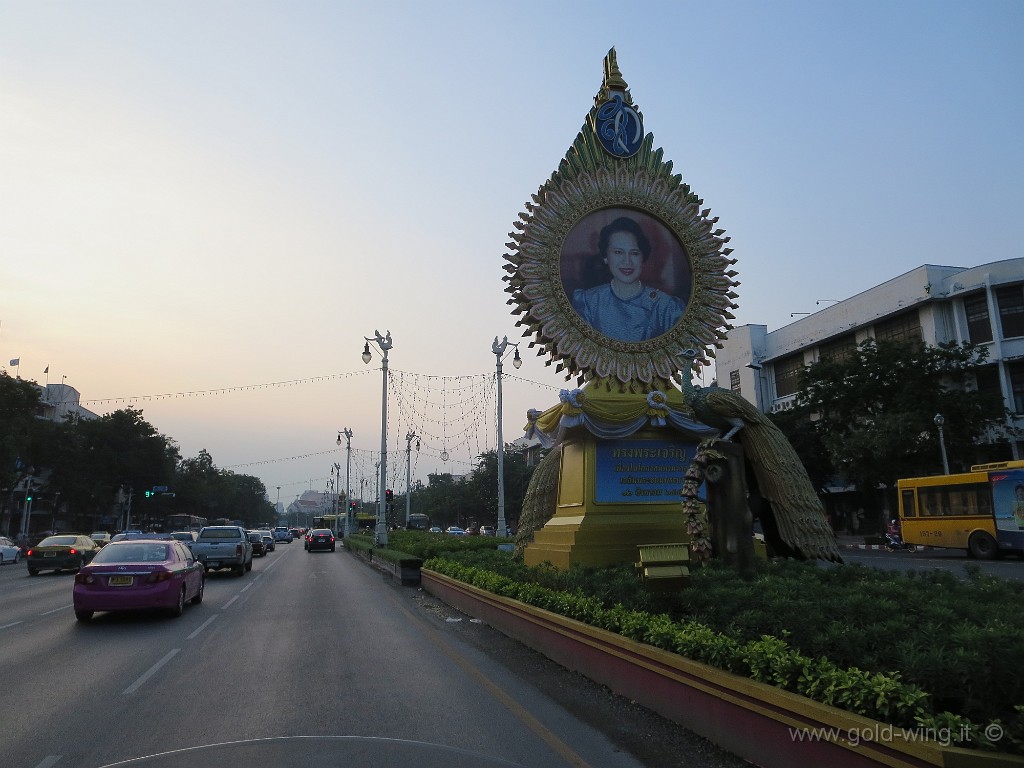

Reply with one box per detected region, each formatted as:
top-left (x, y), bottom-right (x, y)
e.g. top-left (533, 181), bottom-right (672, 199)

top-left (144, 490), bottom-right (153, 498)
top-left (385, 489), bottom-right (393, 512)
top-left (349, 501), bottom-right (357, 512)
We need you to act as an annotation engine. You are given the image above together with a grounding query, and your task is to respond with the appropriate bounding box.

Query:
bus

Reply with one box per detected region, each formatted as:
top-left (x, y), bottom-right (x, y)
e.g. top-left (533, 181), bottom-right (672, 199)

top-left (896, 460), bottom-right (1024, 559)
top-left (312, 515), bottom-right (340, 532)
top-left (166, 514), bottom-right (208, 532)
top-left (406, 513), bottom-right (431, 531)
top-left (315, 513), bottom-right (379, 532)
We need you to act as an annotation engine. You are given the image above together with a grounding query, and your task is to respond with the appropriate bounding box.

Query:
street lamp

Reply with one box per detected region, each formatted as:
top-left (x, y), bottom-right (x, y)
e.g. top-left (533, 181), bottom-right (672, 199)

top-left (364, 331), bottom-right (392, 546)
top-left (338, 429), bottom-right (353, 539)
top-left (332, 463), bottom-right (342, 537)
top-left (934, 413), bottom-right (950, 475)
top-left (492, 335), bottom-right (522, 538)
top-left (405, 431), bottom-right (419, 526)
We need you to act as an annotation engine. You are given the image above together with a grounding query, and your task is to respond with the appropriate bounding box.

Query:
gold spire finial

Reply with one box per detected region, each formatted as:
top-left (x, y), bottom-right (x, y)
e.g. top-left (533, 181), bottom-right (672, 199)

top-left (603, 47), bottom-right (628, 91)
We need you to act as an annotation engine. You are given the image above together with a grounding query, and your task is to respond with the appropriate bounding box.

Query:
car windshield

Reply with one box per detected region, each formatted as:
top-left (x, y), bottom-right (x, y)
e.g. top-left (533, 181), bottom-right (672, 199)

top-left (93, 543), bottom-right (170, 563)
top-left (39, 536), bottom-right (78, 546)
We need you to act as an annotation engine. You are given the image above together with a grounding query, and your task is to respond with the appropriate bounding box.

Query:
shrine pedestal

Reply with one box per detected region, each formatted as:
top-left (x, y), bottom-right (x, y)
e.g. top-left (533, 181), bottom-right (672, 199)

top-left (523, 430), bottom-right (699, 570)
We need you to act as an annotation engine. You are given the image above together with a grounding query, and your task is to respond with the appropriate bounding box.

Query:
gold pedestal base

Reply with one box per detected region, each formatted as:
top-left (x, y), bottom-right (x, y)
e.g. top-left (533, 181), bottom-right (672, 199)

top-left (523, 508), bottom-right (691, 570)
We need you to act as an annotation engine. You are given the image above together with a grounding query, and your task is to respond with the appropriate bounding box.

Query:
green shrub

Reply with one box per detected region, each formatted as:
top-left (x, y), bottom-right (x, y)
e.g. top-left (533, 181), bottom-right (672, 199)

top-left (422, 553), bottom-right (1024, 754)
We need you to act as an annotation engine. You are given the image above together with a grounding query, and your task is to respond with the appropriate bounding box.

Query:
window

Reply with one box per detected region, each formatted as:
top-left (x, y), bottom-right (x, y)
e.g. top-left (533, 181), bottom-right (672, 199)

top-left (975, 364), bottom-right (1003, 400)
top-left (774, 354), bottom-right (804, 398)
top-left (729, 370), bottom-right (740, 392)
top-left (818, 335), bottom-right (856, 364)
top-left (901, 490), bottom-right (916, 518)
top-left (918, 484), bottom-right (991, 517)
top-left (1010, 360), bottom-right (1024, 414)
top-left (873, 310), bottom-right (921, 344)
top-left (963, 293), bottom-right (993, 344)
top-left (996, 285), bottom-right (1024, 339)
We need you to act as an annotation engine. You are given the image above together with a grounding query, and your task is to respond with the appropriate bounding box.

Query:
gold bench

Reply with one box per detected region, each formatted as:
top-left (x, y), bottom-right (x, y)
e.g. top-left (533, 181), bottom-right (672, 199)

top-left (635, 542), bottom-right (691, 588)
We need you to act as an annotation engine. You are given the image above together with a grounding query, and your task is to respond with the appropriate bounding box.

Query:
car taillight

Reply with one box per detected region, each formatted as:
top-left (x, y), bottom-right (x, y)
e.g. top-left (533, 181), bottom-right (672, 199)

top-left (69, 548), bottom-right (78, 555)
top-left (146, 571), bottom-right (172, 583)
top-left (26, 549), bottom-right (34, 557)
top-left (75, 573), bottom-right (95, 584)
top-left (236, 544), bottom-right (243, 556)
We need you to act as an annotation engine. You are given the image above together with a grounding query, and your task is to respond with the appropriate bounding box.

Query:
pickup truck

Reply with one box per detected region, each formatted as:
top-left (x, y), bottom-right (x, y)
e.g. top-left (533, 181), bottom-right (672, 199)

top-left (187, 526), bottom-right (253, 576)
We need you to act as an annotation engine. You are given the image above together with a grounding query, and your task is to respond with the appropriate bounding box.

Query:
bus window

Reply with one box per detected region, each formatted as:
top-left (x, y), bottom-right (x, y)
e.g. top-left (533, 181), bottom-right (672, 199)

top-left (900, 490), bottom-right (916, 517)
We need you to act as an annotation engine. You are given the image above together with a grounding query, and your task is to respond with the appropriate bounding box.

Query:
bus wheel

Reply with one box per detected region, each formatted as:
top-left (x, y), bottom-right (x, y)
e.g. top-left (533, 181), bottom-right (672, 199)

top-left (968, 531), bottom-right (998, 560)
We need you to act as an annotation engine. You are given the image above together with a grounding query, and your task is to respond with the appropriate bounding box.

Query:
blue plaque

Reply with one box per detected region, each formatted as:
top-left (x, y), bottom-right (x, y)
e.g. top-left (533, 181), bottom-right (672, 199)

top-left (594, 439), bottom-right (702, 504)
top-left (594, 94), bottom-right (644, 158)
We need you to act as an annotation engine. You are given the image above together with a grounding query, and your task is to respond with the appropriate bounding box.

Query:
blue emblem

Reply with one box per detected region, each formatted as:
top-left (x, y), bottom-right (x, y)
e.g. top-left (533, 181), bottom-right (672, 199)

top-left (594, 94), bottom-right (644, 158)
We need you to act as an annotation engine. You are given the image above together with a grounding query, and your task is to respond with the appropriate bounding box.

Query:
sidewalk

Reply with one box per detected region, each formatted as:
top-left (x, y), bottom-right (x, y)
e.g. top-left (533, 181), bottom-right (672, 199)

top-left (835, 533), bottom-right (886, 550)
top-left (833, 533), bottom-right (928, 551)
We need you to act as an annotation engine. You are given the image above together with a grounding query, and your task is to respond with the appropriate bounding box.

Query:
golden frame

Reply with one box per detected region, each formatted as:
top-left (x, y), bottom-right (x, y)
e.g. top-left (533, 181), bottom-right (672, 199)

top-left (504, 58), bottom-right (739, 387)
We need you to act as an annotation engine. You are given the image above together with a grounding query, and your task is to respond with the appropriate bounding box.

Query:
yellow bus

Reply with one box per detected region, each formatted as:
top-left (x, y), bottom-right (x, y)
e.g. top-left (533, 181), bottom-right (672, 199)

top-left (897, 460), bottom-right (1024, 559)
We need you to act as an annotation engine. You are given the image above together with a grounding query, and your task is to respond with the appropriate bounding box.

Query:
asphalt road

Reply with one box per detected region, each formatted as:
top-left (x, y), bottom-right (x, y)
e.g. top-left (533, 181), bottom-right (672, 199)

top-left (0, 544), bottom-right (752, 768)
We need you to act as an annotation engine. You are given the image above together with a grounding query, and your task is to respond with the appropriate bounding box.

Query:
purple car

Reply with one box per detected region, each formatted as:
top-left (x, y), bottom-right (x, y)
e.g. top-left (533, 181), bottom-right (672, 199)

top-left (73, 539), bottom-right (205, 621)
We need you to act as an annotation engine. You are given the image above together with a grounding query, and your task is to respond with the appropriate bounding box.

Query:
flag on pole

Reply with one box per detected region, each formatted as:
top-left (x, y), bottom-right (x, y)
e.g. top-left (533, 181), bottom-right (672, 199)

top-left (43, 366), bottom-right (49, 373)
top-left (9, 358), bottom-right (19, 366)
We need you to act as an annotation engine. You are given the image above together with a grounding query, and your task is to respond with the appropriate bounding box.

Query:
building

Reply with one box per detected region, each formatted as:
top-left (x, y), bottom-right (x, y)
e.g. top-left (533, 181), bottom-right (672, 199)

top-left (717, 259), bottom-right (1024, 461)
top-left (35, 381), bottom-right (99, 424)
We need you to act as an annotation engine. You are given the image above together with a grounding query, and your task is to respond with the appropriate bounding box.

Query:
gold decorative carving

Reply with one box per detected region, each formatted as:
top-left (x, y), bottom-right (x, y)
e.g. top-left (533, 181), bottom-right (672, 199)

top-left (504, 50), bottom-right (739, 387)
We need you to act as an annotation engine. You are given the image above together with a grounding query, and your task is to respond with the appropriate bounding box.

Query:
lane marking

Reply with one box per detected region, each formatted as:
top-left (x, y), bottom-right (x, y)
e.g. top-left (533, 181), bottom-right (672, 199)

top-left (396, 600), bottom-right (595, 768)
top-left (32, 756), bottom-right (62, 768)
top-left (223, 595), bottom-right (239, 609)
top-left (123, 648), bottom-right (180, 694)
top-left (187, 615), bottom-right (218, 640)
top-left (0, 621), bottom-right (24, 630)
top-left (41, 604), bottom-right (72, 616)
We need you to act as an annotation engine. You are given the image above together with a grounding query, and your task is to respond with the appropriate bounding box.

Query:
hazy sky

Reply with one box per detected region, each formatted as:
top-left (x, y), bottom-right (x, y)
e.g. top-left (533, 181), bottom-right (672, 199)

top-left (2, 1), bottom-right (1021, 505)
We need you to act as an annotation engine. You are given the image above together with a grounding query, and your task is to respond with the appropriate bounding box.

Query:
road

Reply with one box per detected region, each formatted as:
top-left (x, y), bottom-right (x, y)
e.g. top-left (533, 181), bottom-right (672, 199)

top-left (0, 543), bottom-right (750, 768)
top-left (838, 544), bottom-right (1024, 580)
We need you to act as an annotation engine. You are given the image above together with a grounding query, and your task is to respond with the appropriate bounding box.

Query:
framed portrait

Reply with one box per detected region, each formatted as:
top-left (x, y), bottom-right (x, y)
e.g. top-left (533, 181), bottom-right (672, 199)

top-left (560, 208), bottom-right (692, 343)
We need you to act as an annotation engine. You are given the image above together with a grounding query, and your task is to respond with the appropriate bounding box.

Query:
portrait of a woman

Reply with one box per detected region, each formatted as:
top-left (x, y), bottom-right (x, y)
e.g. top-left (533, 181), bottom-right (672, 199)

top-left (566, 214), bottom-right (688, 342)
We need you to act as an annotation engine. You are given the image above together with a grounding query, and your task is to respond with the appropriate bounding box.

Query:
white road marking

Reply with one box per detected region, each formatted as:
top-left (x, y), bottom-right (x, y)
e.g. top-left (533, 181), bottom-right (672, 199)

top-left (187, 615), bottom-right (218, 640)
top-left (123, 648), bottom-right (180, 694)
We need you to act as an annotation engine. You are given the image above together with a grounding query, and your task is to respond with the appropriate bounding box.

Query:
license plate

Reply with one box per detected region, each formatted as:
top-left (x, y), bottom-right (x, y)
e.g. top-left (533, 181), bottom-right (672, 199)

top-left (44, 552), bottom-right (57, 558)
top-left (108, 575), bottom-right (133, 586)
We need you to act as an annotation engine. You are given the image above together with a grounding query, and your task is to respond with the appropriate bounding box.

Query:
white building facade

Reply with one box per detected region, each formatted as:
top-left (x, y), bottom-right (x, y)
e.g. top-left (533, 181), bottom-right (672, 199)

top-left (717, 259), bottom-right (1024, 461)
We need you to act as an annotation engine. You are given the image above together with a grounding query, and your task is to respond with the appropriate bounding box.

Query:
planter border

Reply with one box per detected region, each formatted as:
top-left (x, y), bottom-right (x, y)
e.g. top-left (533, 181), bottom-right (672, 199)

top-left (422, 568), bottom-right (1020, 768)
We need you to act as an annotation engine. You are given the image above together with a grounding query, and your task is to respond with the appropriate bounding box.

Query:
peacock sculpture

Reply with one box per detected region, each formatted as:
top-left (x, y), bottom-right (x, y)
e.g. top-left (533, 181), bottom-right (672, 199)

top-left (513, 446), bottom-right (562, 559)
top-left (680, 366), bottom-right (843, 563)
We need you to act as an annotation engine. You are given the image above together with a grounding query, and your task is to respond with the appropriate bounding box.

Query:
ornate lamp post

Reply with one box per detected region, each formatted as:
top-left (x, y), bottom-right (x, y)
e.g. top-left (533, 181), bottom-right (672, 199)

top-left (338, 429), bottom-right (353, 539)
top-left (363, 331), bottom-right (392, 546)
top-left (405, 431), bottom-right (419, 526)
top-left (934, 413), bottom-right (950, 475)
top-left (492, 336), bottom-right (522, 538)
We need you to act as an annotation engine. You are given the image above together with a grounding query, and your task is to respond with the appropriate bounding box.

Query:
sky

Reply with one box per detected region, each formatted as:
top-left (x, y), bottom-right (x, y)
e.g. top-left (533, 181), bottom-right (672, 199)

top-left (2, 1), bottom-right (1021, 506)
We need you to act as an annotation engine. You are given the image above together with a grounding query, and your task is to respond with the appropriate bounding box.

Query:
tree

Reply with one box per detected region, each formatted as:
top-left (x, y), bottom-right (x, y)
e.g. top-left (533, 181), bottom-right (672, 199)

top-left (49, 407), bottom-right (180, 525)
top-left (791, 339), bottom-right (1012, 500)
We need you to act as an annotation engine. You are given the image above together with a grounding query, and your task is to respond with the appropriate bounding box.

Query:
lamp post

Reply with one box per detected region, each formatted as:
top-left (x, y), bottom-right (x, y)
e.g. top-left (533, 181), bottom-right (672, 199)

top-left (405, 431), bottom-right (418, 526)
top-left (332, 463), bottom-right (342, 536)
top-left (492, 336), bottom-right (522, 538)
top-left (275, 486), bottom-right (281, 518)
top-left (934, 413), bottom-right (950, 475)
top-left (338, 429), bottom-right (352, 539)
top-left (364, 331), bottom-right (392, 546)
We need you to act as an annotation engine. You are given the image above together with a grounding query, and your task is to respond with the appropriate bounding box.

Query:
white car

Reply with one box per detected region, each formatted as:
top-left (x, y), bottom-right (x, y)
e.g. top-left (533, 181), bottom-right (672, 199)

top-left (0, 536), bottom-right (22, 565)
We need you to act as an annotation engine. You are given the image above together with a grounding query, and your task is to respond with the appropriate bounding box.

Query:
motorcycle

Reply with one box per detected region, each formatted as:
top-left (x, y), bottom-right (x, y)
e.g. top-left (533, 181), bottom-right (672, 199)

top-left (884, 531), bottom-right (917, 553)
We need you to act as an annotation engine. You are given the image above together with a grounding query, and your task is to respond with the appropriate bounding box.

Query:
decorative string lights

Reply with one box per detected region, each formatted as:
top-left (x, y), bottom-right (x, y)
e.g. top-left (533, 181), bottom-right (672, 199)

top-left (82, 366), bottom-right (561, 489)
